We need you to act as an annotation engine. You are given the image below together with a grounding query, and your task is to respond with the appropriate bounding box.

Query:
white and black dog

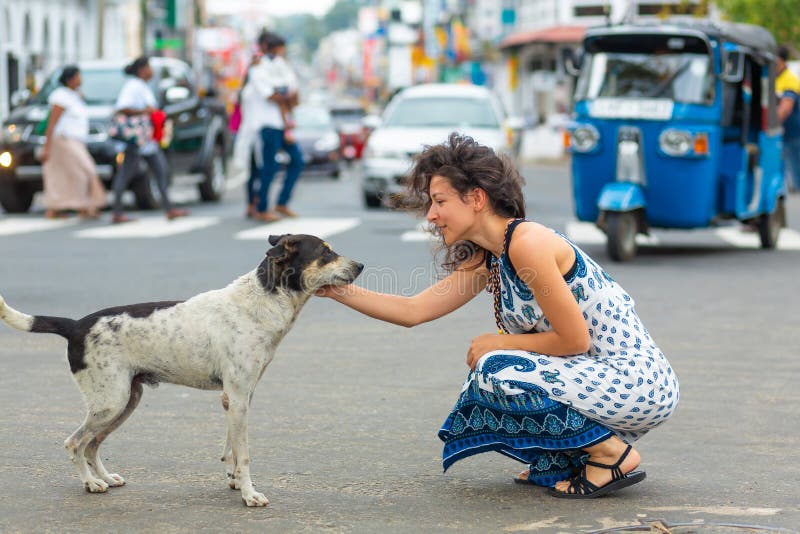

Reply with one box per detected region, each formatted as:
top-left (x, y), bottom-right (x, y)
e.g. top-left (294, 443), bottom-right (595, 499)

top-left (0, 234), bottom-right (362, 507)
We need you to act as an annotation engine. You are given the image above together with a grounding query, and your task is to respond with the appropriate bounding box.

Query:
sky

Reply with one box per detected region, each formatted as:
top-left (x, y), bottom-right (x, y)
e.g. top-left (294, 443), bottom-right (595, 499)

top-left (205, 0), bottom-right (338, 17)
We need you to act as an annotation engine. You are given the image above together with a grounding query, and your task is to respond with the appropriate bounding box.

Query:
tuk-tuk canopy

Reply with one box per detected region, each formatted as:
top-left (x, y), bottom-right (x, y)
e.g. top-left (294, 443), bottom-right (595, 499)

top-left (584, 19), bottom-right (777, 62)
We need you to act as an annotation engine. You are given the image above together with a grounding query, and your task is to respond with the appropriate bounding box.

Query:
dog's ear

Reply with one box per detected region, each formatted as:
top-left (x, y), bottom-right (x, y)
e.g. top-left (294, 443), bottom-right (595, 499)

top-left (268, 234), bottom-right (288, 246)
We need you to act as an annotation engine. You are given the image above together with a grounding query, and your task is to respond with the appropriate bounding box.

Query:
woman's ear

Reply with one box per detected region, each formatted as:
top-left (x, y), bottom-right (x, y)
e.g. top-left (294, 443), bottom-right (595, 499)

top-left (472, 188), bottom-right (488, 211)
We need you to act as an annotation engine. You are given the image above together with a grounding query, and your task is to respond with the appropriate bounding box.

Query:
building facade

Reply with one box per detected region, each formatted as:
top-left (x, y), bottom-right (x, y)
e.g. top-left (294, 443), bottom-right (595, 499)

top-left (0, 0), bottom-right (140, 118)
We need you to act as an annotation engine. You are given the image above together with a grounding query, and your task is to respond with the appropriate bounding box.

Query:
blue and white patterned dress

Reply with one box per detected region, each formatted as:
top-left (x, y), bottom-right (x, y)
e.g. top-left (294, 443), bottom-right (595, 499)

top-left (438, 220), bottom-right (679, 486)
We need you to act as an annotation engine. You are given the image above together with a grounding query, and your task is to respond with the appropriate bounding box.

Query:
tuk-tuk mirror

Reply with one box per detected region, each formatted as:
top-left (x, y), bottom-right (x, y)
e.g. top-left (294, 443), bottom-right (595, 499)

top-left (562, 48), bottom-right (582, 77)
top-left (720, 50), bottom-right (745, 83)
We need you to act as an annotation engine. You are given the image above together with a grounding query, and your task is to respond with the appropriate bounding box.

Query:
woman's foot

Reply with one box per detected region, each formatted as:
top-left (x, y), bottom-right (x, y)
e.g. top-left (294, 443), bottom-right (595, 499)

top-left (254, 211), bottom-right (280, 222)
top-left (246, 203), bottom-right (258, 219)
top-left (45, 210), bottom-right (68, 219)
top-left (551, 438), bottom-right (641, 496)
top-left (166, 208), bottom-right (190, 220)
top-left (275, 205), bottom-right (298, 218)
top-left (78, 209), bottom-right (101, 220)
top-left (111, 213), bottom-right (135, 224)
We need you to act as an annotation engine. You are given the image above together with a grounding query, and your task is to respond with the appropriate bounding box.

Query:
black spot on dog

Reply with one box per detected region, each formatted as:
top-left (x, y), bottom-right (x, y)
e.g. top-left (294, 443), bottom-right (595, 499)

top-left (64, 301), bottom-right (183, 374)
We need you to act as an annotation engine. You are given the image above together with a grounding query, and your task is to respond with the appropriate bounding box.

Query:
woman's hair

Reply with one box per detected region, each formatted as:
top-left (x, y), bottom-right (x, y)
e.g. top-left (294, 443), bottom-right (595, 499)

top-left (58, 65), bottom-right (80, 86)
top-left (124, 56), bottom-right (149, 76)
top-left (400, 133), bottom-right (526, 272)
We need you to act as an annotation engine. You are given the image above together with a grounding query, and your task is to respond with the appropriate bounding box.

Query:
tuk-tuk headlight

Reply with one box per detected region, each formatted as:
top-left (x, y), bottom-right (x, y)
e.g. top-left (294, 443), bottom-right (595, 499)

top-left (570, 125), bottom-right (600, 153)
top-left (659, 129), bottom-right (692, 157)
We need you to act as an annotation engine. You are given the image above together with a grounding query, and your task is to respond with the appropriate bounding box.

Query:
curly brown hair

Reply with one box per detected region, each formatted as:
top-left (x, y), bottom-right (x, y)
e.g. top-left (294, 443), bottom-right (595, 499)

top-left (395, 133), bottom-right (526, 273)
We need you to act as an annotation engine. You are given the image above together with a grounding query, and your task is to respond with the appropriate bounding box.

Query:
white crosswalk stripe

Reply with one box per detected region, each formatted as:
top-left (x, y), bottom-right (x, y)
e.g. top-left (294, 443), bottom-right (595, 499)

top-left (74, 216), bottom-right (220, 239)
top-left (234, 217), bottom-right (360, 240)
top-left (565, 221), bottom-right (659, 245)
top-left (0, 217), bottom-right (79, 236)
top-left (401, 221), bottom-right (434, 242)
top-left (715, 226), bottom-right (800, 250)
top-left (566, 220), bottom-right (800, 250)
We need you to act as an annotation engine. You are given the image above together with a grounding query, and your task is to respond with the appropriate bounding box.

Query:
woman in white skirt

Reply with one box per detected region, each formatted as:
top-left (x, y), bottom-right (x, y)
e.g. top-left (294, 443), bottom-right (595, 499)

top-left (40, 65), bottom-right (106, 219)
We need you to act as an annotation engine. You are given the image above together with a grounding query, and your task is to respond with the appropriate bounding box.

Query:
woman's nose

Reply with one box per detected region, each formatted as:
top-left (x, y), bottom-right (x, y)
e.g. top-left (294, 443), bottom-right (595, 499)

top-left (426, 206), bottom-right (436, 223)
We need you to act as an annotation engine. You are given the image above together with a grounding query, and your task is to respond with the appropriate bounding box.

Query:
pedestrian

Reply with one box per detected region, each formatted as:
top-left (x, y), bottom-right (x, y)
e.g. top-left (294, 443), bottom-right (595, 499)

top-left (316, 134), bottom-right (680, 498)
top-left (39, 65), bottom-right (106, 219)
top-left (776, 45), bottom-right (800, 193)
top-left (110, 56), bottom-right (188, 224)
top-left (242, 31), bottom-right (304, 222)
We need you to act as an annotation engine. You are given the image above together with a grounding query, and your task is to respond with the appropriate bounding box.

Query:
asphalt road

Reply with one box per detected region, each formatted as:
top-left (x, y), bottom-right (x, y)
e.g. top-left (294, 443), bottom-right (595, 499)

top-left (0, 163), bottom-right (798, 533)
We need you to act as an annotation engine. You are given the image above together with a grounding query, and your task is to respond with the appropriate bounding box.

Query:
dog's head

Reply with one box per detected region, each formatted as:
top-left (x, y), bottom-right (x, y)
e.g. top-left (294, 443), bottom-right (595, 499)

top-left (256, 234), bottom-right (364, 293)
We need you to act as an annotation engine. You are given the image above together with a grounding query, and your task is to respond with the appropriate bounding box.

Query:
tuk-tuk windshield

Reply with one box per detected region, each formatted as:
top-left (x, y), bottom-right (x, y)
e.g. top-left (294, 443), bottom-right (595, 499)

top-left (575, 52), bottom-right (713, 104)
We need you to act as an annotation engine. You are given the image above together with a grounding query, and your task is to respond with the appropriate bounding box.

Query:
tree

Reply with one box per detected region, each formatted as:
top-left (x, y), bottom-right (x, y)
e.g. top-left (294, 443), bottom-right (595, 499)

top-left (716, 0), bottom-right (800, 52)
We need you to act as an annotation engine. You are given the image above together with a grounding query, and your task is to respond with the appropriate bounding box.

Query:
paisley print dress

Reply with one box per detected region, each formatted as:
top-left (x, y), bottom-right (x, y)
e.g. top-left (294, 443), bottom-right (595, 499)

top-left (438, 220), bottom-right (679, 486)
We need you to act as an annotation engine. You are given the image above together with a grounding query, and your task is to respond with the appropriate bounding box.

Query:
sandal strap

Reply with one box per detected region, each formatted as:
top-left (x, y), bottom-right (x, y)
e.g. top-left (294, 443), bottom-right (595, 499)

top-left (563, 466), bottom-right (599, 495)
top-left (584, 444), bottom-right (633, 481)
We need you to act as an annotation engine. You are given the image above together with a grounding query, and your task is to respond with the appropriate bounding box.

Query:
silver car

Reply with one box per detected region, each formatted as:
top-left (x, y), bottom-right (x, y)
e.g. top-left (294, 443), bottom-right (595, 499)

top-left (361, 83), bottom-right (522, 208)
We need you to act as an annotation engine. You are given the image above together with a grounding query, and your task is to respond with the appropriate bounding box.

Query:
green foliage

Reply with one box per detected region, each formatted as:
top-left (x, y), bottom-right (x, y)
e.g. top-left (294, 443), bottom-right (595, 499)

top-left (717, 0), bottom-right (800, 51)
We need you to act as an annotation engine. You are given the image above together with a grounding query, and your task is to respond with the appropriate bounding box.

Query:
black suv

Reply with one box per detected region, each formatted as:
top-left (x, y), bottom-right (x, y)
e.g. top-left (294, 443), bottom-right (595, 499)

top-left (0, 57), bottom-right (230, 213)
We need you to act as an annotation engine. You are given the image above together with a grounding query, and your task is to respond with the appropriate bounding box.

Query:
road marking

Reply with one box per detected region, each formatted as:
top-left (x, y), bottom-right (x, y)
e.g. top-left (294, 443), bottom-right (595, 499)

top-left (715, 226), bottom-right (800, 250)
top-left (0, 217), bottom-right (79, 236)
top-left (565, 221), bottom-right (659, 245)
top-left (234, 217), bottom-right (360, 240)
top-left (74, 216), bottom-right (220, 239)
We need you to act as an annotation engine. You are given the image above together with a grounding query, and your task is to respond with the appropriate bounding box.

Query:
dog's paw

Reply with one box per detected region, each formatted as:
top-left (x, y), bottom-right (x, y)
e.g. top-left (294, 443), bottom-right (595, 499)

top-left (84, 478), bottom-right (109, 493)
top-left (242, 491), bottom-right (269, 507)
top-left (103, 473), bottom-right (125, 487)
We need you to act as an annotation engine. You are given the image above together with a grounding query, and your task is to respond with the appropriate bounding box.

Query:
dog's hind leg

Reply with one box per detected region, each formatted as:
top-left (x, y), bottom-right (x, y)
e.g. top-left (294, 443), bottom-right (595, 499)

top-left (84, 377), bottom-right (144, 487)
top-left (224, 386), bottom-right (268, 506)
top-left (65, 376), bottom-right (133, 493)
top-left (219, 392), bottom-right (239, 489)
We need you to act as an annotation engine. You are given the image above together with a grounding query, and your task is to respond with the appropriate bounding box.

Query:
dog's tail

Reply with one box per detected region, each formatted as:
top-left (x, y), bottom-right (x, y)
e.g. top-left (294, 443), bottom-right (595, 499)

top-left (0, 294), bottom-right (76, 339)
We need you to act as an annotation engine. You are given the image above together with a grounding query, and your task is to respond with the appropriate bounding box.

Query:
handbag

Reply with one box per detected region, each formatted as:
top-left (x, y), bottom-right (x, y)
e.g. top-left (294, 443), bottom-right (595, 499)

top-left (108, 113), bottom-right (153, 146)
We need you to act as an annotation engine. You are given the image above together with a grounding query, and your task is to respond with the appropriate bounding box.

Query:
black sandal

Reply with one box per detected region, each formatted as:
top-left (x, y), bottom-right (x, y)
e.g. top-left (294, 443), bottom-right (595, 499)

top-left (548, 445), bottom-right (646, 499)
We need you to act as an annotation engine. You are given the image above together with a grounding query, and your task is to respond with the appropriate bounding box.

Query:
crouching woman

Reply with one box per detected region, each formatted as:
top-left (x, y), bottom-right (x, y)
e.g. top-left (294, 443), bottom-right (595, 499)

top-left (316, 133), bottom-right (679, 498)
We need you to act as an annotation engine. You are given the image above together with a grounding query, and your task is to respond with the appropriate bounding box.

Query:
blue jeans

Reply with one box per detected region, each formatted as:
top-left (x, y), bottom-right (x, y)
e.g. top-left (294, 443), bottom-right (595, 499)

top-left (250, 127), bottom-right (304, 212)
top-left (783, 136), bottom-right (800, 191)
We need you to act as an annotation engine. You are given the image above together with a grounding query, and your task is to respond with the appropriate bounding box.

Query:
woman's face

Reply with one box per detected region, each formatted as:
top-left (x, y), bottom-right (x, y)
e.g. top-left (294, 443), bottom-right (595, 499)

top-left (67, 72), bottom-right (82, 89)
top-left (426, 175), bottom-right (476, 245)
top-left (138, 63), bottom-right (153, 81)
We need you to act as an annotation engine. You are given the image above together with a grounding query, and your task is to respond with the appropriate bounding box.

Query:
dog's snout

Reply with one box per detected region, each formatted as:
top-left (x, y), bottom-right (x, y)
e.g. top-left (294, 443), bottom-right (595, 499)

top-left (353, 262), bottom-right (364, 275)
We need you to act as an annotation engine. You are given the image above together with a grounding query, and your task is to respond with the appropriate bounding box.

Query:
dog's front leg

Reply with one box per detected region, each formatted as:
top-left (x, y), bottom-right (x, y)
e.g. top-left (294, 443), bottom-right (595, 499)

top-left (224, 389), bottom-right (268, 507)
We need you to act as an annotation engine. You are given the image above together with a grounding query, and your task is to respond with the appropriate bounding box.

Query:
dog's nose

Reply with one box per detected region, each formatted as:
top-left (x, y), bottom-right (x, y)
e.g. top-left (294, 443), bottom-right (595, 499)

top-left (354, 262), bottom-right (364, 275)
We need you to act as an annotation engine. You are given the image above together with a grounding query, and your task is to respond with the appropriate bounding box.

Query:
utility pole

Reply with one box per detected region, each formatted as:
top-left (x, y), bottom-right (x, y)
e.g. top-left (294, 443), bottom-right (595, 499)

top-left (97, 0), bottom-right (106, 57)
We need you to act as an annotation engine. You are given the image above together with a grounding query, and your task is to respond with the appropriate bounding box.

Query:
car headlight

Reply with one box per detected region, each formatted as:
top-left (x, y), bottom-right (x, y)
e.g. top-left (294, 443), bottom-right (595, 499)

top-left (659, 129), bottom-right (692, 157)
top-left (2, 124), bottom-right (30, 144)
top-left (87, 122), bottom-right (109, 143)
top-left (314, 132), bottom-right (339, 152)
top-left (570, 125), bottom-right (600, 153)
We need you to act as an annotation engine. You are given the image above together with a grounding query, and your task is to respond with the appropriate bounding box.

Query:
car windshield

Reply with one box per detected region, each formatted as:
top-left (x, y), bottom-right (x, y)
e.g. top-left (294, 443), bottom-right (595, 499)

top-left (330, 108), bottom-right (365, 125)
top-left (294, 106), bottom-right (333, 130)
top-left (30, 67), bottom-right (150, 106)
top-left (574, 52), bottom-right (713, 104)
top-left (383, 97), bottom-right (500, 128)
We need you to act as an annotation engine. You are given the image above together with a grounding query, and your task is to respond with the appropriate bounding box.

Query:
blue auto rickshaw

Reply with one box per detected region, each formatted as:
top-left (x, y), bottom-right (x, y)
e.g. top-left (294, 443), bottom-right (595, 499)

top-left (566, 20), bottom-right (787, 261)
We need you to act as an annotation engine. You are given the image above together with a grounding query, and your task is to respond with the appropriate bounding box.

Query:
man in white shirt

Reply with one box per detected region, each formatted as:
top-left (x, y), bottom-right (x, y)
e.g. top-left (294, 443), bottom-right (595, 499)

top-left (244, 32), bottom-right (304, 222)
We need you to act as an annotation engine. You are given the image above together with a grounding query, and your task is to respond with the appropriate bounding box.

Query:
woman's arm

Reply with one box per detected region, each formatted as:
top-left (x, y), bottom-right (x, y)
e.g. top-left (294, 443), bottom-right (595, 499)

top-left (320, 260), bottom-right (488, 328)
top-left (466, 225), bottom-right (590, 369)
top-left (39, 105), bottom-right (65, 162)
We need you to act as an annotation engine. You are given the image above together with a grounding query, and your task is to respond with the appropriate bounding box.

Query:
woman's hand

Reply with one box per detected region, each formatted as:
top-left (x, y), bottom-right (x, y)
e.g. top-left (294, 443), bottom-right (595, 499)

top-left (467, 333), bottom-right (504, 370)
top-left (315, 284), bottom-right (349, 299)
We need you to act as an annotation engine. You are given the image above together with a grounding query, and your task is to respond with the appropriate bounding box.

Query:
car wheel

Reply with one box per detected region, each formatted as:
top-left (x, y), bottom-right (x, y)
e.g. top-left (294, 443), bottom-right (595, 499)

top-left (363, 190), bottom-right (383, 209)
top-left (758, 197), bottom-right (785, 249)
top-left (0, 182), bottom-right (35, 213)
top-left (132, 171), bottom-right (164, 210)
top-left (605, 211), bottom-right (638, 262)
top-left (199, 142), bottom-right (226, 202)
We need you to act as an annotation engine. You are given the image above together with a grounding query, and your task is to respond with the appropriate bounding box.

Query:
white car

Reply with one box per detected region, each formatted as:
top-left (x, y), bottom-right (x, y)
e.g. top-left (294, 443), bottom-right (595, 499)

top-left (361, 83), bottom-right (523, 208)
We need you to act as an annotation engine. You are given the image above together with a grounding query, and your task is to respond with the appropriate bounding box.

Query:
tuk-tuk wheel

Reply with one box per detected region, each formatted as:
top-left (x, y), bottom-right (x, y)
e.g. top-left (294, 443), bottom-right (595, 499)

top-left (605, 211), bottom-right (638, 262)
top-left (758, 197), bottom-right (785, 249)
